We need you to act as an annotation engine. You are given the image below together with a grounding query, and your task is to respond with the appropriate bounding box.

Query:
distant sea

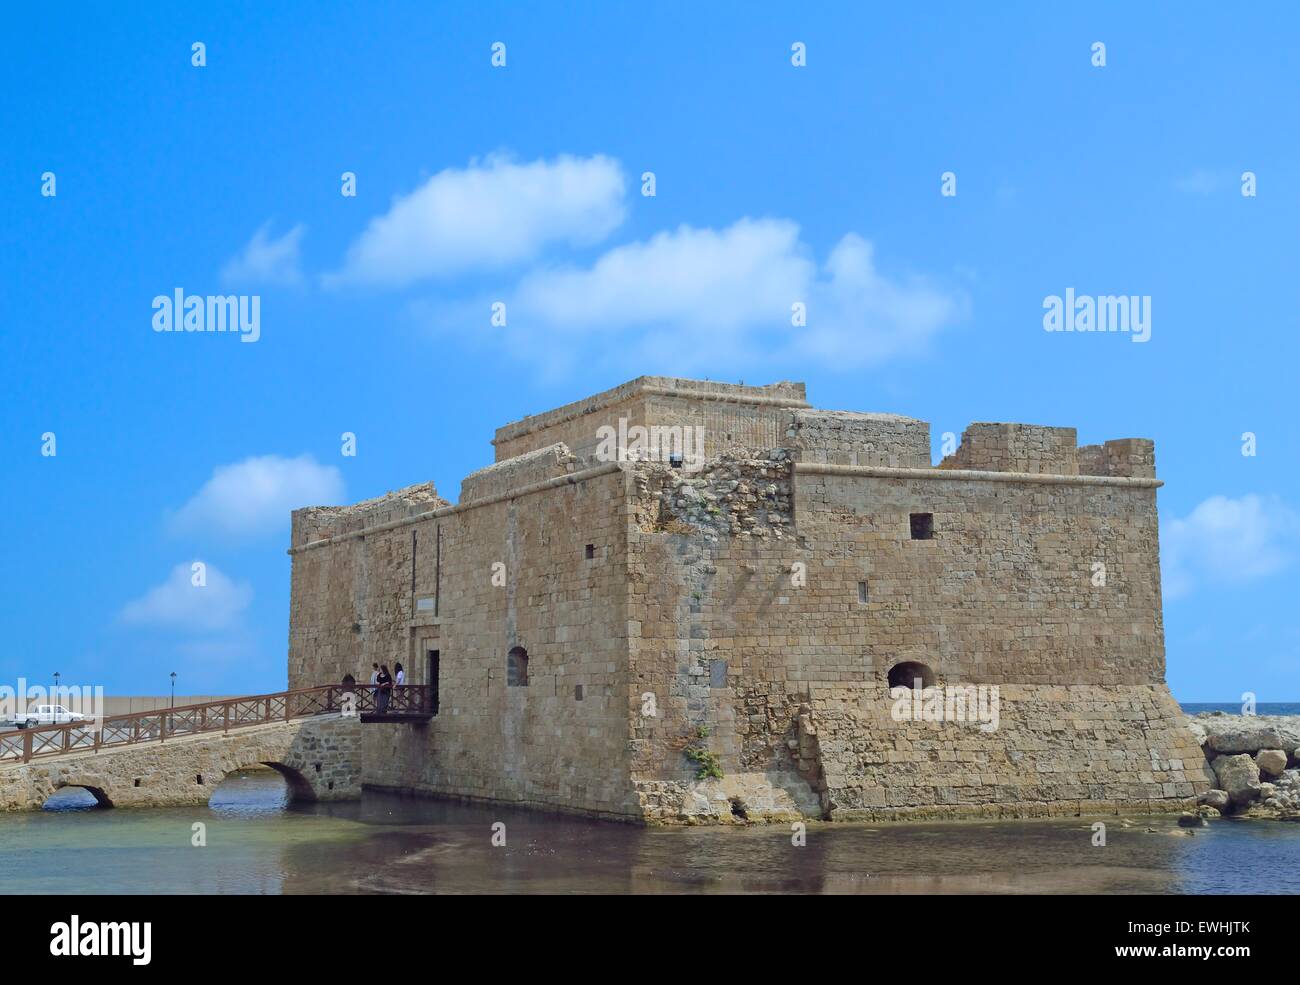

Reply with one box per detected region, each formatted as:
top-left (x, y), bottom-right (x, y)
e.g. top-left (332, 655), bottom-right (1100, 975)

top-left (1180, 702), bottom-right (1300, 716)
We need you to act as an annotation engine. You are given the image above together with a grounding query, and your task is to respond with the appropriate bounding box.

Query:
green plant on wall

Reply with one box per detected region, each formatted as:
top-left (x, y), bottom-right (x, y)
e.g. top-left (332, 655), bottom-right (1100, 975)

top-left (683, 725), bottom-right (723, 780)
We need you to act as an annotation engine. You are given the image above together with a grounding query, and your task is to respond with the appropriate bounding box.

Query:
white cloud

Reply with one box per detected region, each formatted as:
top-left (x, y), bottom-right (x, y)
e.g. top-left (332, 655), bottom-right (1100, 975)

top-left (120, 562), bottom-right (252, 633)
top-left (222, 222), bottom-right (306, 286)
top-left (460, 218), bottom-right (963, 376)
top-left (326, 154), bottom-right (626, 287)
top-left (1162, 494), bottom-right (1300, 599)
top-left (168, 454), bottom-right (343, 539)
top-left (517, 218), bottom-right (813, 330)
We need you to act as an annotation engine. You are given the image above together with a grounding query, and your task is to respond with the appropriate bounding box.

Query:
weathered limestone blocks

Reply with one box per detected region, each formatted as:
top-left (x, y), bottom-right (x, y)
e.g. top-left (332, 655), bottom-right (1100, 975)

top-left (286, 374), bottom-right (1191, 825)
top-left (1211, 754), bottom-right (1261, 805)
top-left (798, 684), bottom-right (1210, 821)
top-left (634, 771), bottom-right (821, 824)
top-left (1256, 749), bottom-right (1288, 778)
top-left (492, 376), bottom-right (809, 465)
top-left (788, 409), bottom-right (930, 468)
top-left (1186, 713), bottom-right (1300, 818)
top-left (0, 715), bottom-right (362, 811)
top-left (1079, 439), bottom-right (1157, 479)
top-left (939, 423), bottom-right (1080, 475)
top-left (292, 483), bottom-right (447, 547)
top-left (459, 442), bottom-right (578, 503)
top-left (1192, 713), bottom-right (1300, 755)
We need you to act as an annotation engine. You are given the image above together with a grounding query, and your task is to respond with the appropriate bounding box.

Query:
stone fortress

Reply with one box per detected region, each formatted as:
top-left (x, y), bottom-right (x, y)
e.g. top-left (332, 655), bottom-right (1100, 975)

top-left (286, 376), bottom-right (1214, 824)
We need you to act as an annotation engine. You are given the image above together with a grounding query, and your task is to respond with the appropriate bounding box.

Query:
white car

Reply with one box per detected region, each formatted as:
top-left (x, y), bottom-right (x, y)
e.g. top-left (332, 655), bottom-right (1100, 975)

top-left (9, 705), bottom-right (87, 728)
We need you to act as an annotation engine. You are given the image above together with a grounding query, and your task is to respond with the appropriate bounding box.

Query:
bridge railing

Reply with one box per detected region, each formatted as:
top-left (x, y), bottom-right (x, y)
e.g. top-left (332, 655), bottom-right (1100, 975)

top-left (0, 684), bottom-right (432, 764)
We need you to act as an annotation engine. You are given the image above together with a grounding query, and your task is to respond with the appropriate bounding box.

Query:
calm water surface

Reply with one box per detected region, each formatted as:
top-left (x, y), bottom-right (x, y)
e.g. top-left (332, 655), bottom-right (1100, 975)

top-left (3, 769), bottom-right (1299, 894)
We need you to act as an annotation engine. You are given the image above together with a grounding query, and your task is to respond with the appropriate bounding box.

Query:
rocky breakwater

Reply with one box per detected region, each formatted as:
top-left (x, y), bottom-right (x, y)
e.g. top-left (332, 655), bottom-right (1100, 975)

top-left (1185, 712), bottom-right (1300, 820)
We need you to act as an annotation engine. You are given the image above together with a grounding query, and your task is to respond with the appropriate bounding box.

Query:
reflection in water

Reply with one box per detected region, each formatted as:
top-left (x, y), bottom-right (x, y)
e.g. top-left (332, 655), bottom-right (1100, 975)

top-left (3, 769), bottom-right (1298, 894)
top-left (41, 787), bottom-right (101, 811)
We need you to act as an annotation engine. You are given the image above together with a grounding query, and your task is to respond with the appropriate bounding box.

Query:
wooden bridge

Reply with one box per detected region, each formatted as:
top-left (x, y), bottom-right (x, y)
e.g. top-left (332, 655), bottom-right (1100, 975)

top-left (0, 684), bottom-right (432, 811)
top-left (0, 684), bottom-right (433, 765)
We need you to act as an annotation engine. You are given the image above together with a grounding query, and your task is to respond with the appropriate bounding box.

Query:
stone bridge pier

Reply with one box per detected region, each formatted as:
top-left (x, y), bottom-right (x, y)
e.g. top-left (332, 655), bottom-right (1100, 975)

top-left (0, 714), bottom-right (362, 811)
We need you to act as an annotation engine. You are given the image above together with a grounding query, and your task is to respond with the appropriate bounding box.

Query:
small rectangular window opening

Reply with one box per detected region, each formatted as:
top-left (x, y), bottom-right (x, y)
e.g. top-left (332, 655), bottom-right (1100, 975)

top-left (574, 684), bottom-right (584, 701)
top-left (910, 513), bottom-right (934, 540)
top-left (585, 544), bottom-right (595, 560)
top-left (858, 581), bottom-right (869, 604)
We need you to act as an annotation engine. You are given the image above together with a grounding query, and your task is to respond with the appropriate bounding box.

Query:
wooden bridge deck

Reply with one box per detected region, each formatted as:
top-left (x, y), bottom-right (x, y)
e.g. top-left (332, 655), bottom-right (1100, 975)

top-left (0, 684), bottom-right (433, 765)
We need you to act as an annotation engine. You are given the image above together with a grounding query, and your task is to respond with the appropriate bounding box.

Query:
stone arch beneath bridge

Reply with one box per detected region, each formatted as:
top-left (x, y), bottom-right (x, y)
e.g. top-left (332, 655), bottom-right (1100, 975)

top-left (0, 714), bottom-right (363, 812)
top-left (44, 782), bottom-right (113, 809)
top-left (214, 760), bottom-right (317, 803)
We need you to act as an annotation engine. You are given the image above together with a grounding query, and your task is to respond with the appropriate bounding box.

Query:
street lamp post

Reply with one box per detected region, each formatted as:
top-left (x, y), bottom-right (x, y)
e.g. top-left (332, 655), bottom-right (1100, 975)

top-left (169, 672), bottom-right (176, 735)
top-left (52, 672), bottom-right (60, 723)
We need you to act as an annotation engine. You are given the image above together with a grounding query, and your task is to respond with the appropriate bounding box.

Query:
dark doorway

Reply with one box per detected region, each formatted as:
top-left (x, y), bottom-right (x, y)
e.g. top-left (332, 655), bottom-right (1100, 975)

top-left (427, 649), bottom-right (440, 716)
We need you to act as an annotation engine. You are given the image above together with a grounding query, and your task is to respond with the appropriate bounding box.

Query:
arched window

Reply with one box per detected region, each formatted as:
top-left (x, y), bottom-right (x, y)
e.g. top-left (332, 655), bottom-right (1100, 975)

top-left (507, 646), bottom-right (529, 687)
top-left (887, 660), bottom-right (934, 690)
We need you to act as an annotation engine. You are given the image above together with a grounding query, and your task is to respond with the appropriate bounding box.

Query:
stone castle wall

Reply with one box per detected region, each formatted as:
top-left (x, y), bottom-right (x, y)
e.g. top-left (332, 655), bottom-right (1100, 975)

top-left (285, 377), bottom-right (1210, 824)
top-left (492, 376), bottom-right (809, 465)
top-left (288, 462), bottom-right (638, 819)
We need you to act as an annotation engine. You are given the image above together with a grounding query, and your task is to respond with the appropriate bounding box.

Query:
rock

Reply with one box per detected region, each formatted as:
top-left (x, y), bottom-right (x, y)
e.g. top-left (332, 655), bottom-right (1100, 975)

top-left (1256, 749), bottom-right (1288, 778)
top-left (1195, 714), bottom-right (1300, 755)
top-left (1177, 812), bottom-right (1207, 828)
top-left (1211, 753), bottom-right (1261, 805)
top-left (1198, 789), bottom-right (1231, 812)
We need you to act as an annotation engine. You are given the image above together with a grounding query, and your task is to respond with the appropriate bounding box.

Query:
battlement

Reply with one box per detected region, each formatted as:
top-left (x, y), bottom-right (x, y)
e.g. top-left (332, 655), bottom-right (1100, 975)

top-left (788, 409), bottom-right (931, 468)
top-left (460, 443), bottom-right (578, 503)
top-left (289, 382), bottom-right (1159, 547)
top-left (290, 482), bottom-right (448, 547)
top-left (492, 376), bottom-right (809, 464)
top-left (938, 423), bottom-right (1156, 479)
top-left (490, 377), bottom-right (1154, 481)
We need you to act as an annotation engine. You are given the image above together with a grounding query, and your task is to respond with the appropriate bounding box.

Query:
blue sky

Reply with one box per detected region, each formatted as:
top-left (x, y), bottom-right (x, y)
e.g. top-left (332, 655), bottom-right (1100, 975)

top-left (1, 2), bottom-right (1296, 700)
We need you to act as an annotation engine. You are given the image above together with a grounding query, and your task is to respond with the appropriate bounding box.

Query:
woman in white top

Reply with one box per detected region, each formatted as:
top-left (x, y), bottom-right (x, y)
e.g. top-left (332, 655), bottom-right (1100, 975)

top-left (394, 663), bottom-right (405, 686)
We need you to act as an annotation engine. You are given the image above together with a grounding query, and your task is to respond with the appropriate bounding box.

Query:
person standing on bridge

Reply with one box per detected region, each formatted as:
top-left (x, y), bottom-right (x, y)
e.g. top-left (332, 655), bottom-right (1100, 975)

top-left (376, 665), bottom-right (393, 715)
top-left (394, 662), bottom-right (405, 687)
top-left (370, 663), bottom-right (379, 710)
